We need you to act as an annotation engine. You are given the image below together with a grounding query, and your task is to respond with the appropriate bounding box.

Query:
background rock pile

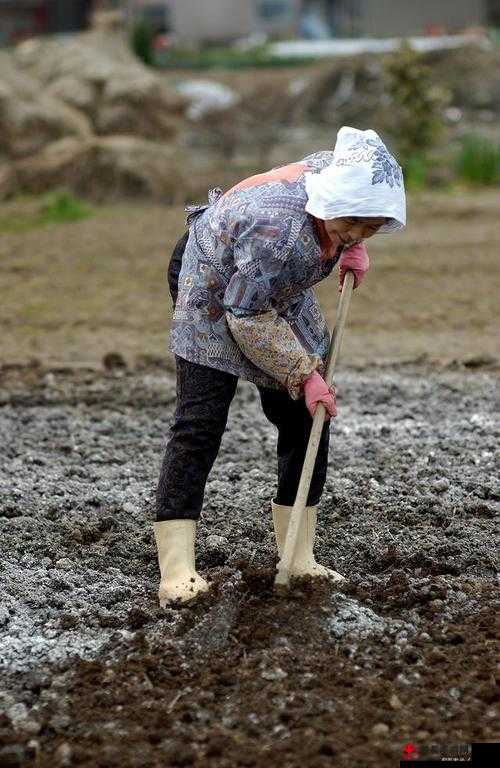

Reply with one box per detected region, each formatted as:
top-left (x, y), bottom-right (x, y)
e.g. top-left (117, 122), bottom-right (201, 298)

top-left (1, 31), bottom-right (500, 201)
top-left (0, 32), bottom-right (190, 201)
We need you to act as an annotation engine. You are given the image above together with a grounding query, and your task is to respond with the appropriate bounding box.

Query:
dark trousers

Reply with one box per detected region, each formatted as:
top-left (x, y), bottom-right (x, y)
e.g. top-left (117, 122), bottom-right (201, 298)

top-left (155, 234), bottom-right (330, 521)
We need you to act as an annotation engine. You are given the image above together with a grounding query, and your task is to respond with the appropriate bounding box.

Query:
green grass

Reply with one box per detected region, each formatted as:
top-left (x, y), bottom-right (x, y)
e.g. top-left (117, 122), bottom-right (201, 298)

top-left (157, 45), bottom-right (314, 70)
top-left (455, 134), bottom-right (500, 186)
top-left (0, 192), bottom-right (94, 234)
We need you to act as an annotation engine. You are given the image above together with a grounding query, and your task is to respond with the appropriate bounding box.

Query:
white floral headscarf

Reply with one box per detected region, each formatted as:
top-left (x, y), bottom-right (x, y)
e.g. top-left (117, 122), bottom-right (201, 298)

top-left (305, 126), bottom-right (406, 232)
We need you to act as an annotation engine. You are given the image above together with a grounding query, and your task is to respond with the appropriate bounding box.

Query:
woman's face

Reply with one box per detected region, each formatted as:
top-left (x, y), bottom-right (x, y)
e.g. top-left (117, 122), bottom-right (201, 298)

top-left (324, 216), bottom-right (386, 246)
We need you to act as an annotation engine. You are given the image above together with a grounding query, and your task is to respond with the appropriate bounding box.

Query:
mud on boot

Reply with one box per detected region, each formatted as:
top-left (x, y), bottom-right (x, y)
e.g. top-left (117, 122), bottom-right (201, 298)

top-left (272, 500), bottom-right (345, 583)
top-left (154, 520), bottom-right (209, 605)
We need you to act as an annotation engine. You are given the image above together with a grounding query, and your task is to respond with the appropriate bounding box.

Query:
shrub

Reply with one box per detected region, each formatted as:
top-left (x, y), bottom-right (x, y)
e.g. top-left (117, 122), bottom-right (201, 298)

top-left (40, 191), bottom-right (93, 224)
top-left (403, 154), bottom-right (429, 190)
top-left (383, 42), bottom-right (450, 165)
top-left (130, 18), bottom-right (155, 67)
top-left (455, 134), bottom-right (500, 185)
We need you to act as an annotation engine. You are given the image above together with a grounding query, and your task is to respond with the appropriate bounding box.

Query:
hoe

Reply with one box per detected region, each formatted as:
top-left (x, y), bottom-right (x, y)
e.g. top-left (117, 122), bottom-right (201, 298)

top-left (274, 270), bottom-right (355, 590)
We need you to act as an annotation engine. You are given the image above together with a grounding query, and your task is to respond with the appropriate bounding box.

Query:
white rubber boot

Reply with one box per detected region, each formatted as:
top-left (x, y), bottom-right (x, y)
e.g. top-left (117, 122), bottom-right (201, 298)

top-left (272, 500), bottom-right (345, 583)
top-left (154, 520), bottom-right (209, 606)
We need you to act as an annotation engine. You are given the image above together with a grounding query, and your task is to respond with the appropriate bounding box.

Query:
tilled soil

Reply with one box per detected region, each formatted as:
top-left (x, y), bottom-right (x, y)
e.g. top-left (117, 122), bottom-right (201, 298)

top-left (0, 363), bottom-right (498, 767)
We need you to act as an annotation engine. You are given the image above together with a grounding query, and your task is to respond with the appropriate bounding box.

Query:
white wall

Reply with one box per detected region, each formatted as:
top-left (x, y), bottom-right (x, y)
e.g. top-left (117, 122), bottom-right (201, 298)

top-left (169, 0), bottom-right (257, 43)
top-left (362, 0), bottom-right (486, 37)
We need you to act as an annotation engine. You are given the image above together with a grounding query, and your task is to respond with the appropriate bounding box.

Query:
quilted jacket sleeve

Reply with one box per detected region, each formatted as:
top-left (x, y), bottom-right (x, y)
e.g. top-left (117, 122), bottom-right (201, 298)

top-left (223, 214), bottom-right (323, 399)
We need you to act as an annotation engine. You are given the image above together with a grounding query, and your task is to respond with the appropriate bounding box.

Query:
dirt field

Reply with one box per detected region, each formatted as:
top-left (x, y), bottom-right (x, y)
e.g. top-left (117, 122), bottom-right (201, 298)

top-left (1, 191), bottom-right (499, 766)
top-left (1, 190), bottom-right (499, 368)
top-left (0, 360), bottom-right (498, 766)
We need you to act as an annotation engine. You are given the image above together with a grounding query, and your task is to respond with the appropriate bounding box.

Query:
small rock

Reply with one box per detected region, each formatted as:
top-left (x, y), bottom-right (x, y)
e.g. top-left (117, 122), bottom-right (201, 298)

top-left (372, 722), bottom-right (390, 736)
top-left (49, 713), bottom-right (71, 731)
top-left (55, 742), bottom-right (72, 767)
top-left (416, 730), bottom-right (430, 740)
top-left (261, 667), bottom-right (288, 681)
top-left (301, 672), bottom-right (317, 689)
top-left (206, 534), bottom-right (228, 551)
top-left (7, 703), bottom-right (28, 726)
top-left (7, 704), bottom-right (41, 735)
top-left (389, 693), bottom-right (402, 710)
top-left (432, 478), bottom-right (450, 493)
top-left (54, 558), bottom-right (73, 570)
top-left (23, 720), bottom-right (41, 735)
top-left (428, 599), bottom-right (444, 613)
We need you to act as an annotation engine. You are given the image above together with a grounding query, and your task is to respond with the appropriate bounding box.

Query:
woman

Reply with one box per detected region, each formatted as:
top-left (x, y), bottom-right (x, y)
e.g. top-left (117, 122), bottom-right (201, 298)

top-left (155, 126), bottom-right (406, 604)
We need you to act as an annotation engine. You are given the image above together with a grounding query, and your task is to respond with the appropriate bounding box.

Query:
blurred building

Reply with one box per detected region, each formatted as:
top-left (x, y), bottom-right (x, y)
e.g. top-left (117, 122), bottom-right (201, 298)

top-left (327, 0), bottom-right (487, 38)
top-left (4, 0), bottom-right (489, 46)
top-left (487, 0), bottom-right (500, 26)
top-left (125, 1), bottom-right (302, 42)
top-left (0, 0), bottom-right (93, 44)
top-left (125, 0), bottom-right (490, 43)
top-left (169, 0), bottom-right (301, 41)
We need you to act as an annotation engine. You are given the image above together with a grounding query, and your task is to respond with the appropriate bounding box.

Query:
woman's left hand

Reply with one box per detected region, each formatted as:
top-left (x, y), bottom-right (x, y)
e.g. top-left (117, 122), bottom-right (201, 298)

top-left (338, 242), bottom-right (369, 291)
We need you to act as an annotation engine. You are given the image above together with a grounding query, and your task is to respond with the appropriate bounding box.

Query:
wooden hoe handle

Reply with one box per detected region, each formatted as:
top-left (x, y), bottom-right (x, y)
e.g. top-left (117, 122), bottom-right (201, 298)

top-left (274, 271), bottom-right (355, 590)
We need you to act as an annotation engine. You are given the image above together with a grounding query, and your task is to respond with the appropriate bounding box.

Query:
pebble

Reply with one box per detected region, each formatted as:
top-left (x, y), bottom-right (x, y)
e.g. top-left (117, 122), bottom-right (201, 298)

top-left (261, 667), bottom-right (288, 681)
top-left (49, 713), bottom-right (71, 731)
top-left (389, 693), bottom-right (402, 710)
top-left (206, 534), bottom-right (228, 551)
top-left (433, 478), bottom-right (450, 493)
top-left (55, 742), bottom-right (72, 767)
top-left (416, 730), bottom-right (430, 740)
top-left (371, 723), bottom-right (390, 736)
top-left (7, 703), bottom-right (40, 735)
top-left (428, 599), bottom-right (445, 613)
top-left (54, 559), bottom-right (73, 570)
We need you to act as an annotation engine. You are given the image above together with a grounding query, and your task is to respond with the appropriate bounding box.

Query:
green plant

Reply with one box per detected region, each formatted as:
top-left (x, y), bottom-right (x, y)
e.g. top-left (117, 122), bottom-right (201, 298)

top-left (384, 42), bottom-right (450, 166)
top-left (402, 154), bottom-right (429, 190)
top-left (130, 18), bottom-right (155, 67)
top-left (455, 134), bottom-right (500, 185)
top-left (0, 192), bottom-right (93, 233)
top-left (157, 44), bottom-right (314, 70)
top-left (40, 191), bottom-right (93, 224)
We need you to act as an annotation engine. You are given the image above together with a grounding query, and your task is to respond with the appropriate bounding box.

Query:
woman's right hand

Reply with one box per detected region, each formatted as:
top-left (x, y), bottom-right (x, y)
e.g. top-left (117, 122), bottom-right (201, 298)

top-left (338, 242), bottom-right (369, 291)
top-left (303, 370), bottom-right (337, 420)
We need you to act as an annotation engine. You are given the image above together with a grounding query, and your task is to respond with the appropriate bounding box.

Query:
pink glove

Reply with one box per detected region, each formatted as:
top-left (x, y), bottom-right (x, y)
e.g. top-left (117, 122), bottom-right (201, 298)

top-left (338, 242), bottom-right (369, 291)
top-left (303, 370), bottom-right (337, 420)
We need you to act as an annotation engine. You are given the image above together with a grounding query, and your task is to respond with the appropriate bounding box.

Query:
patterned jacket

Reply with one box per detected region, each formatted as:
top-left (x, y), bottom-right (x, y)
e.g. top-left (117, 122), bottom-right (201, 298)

top-left (169, 151), bottom-right (345, 397)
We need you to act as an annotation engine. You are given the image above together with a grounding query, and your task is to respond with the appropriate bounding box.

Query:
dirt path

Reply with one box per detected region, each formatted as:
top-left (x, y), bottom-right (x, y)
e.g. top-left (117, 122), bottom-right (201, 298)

top-left (0, 363), bottom-right (498, 766)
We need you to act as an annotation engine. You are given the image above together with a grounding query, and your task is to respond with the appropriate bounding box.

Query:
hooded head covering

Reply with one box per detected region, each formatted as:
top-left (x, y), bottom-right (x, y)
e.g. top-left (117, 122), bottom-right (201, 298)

top-left (305, 127), bottom-right (406, 233)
